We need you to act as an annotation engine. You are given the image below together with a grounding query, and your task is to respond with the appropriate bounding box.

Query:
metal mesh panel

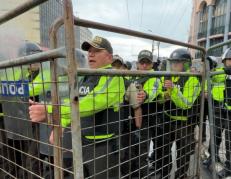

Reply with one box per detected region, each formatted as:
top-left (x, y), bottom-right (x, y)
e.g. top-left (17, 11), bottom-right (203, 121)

top-left (0, 61), bottom-right (74, 178)
top-left (0, 63), bottom-right (203, 179)
top-left (0, 1), bottom-right (206, 179)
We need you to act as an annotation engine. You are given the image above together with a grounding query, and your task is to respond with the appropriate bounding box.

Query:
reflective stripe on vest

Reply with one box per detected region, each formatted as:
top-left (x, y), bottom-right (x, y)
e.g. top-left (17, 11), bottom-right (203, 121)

top-left (164, 111), bottom-right (188, 121)
top-left (85, 133), bottom-right (114, 140)
top-left (225, 103), bottom-right (231, 111)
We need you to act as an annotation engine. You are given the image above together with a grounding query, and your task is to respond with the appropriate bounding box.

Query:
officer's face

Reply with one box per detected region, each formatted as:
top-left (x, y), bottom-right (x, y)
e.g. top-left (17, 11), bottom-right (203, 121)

top-left (225, 59), bottom-right (231, 67)
top-left (137, 59), bottom-right (152, 71)
top-left (88, 47), bottom-right (112, 69)
top-left (170, 62), bottom-right (184, 72)
top-left (112, 60), bottom-right (123, 69)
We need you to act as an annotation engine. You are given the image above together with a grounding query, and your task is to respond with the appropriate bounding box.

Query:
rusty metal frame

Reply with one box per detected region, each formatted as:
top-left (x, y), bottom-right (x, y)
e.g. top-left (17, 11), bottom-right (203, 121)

top-left (62, 1), bottom-right (84, 179)
top-left (0, 0), bottom-right (207, 178)
top-left (0, 47), bottom-right (65, 68)
top-left (49, 12), bottom-right (206, 179)
top-left (205, 39), bottom-right (231, 179)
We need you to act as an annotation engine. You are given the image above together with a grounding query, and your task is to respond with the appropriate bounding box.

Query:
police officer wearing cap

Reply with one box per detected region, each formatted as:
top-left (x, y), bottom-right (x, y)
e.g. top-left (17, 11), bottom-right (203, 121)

top-left (29, 36), bottom-right (125, 179)
top-left (160, 48), bottom-right (201, 178)
top-left (123, 49), bottom-right (162, 177)
top-left (123, 61), bottom-right (132, 70)
top-left (112, 54), bottom-right (124, 69)
top-left (37, 49), bottom-right (87, 179)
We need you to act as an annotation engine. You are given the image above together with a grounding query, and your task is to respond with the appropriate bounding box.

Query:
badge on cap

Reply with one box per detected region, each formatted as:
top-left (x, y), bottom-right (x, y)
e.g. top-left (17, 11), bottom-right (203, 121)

top-left (93, 36), bottom-right (103, 44)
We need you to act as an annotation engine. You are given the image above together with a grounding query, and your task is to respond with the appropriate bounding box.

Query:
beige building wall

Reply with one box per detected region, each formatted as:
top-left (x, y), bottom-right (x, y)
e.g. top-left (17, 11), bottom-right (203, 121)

top-left (0, 0), bottom-right (40, 43)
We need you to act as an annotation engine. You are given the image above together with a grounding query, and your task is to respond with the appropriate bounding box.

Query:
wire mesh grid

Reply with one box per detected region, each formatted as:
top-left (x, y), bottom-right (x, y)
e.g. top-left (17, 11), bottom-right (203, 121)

top-left (0, 60), bottom-right (203, 179)
top-left (0, 1), bottom-right (206, 178)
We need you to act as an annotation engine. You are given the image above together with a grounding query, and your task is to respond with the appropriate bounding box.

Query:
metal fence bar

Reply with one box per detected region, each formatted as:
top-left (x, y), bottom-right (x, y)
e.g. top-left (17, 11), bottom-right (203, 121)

top-left (0, 0), bottom-right (208, 178)
top-left (0, 0), bottom-right (48, 25)
top-left (63, 0), bottom-right (84, 178)
top-left (207, 39), bottom-right (231, 52)
top-left (49, 17), bottom-right (63, 179)
top-left (76, 68), bottom-right (202, 77)
top-left (206, 40), bottom-right (231, 179)
top-left (49, 16), bottom-right (206, 54)
top-left (49, 7), bottom-right (64, 179)
top-left (0, 48), bottom-right (65, 69)
top-left (197, 55), bottom-right (206, 178)
top-left (75, 18), bottom-right (206, 53)
top-left (205, 56), bottom-right (217, 179)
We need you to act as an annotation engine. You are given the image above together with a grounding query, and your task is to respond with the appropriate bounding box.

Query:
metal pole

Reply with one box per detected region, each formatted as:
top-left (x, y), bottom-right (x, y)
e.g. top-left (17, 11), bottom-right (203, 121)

top-left (50, 11), bottom-right (63, 179)
top-left (0, 48), bottom-right (65, 69)
top-left (205, 57), bottom-right (217, 179)
top-left (223, 0), bottom-right (231, 51)
top-left (74, 18), bottom-right (206, 53)
top-left (63, 0), bottom-right (84, 179)
top-left (0, 0), bottom-right (48, 25)
top-left (206, 40), bottom-right (231, 179)
top-left (197, 53), bottom-right (206, 178)
top-left (76, 68), bottom-right (202, 77)
top-left (49, 16), bottom-right (205, 54)
top-left (207, 39), bottom-right (231, 52)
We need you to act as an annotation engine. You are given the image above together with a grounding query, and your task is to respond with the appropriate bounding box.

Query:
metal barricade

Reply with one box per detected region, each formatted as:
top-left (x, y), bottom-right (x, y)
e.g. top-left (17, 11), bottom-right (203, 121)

top-left (0, 0), bottom-right (207, 178)
top-left (205, 40), bottom-right (231, 179)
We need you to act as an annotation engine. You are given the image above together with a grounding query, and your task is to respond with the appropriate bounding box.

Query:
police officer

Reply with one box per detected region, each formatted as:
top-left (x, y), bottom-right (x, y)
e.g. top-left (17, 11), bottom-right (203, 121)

top-left (123, 61), bottom-right (132, 70)
top-left (123, 50), bottom-right (162, 178)
top-left (1, 41), bottom-right (49, 178)
top-left (160, 48), bottom-right (201, 178)
top-left (38, 49), bottom-right (87, 179)
top-left (29, 36), bottom-right (125, 179)
top-left (112, 54), bottom-right (124, 69)
top-left (215, 48), bottom-right (231, 178)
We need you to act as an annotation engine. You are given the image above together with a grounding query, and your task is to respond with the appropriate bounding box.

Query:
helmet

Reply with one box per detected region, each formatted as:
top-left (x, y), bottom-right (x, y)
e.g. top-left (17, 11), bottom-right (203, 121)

top-left (169, 48), bottom-right (192, 71)
top-left (169, 48), bottom-right (191, 62)
top-left (58, 48), bottom-right (87, 75)
top-left (124, 61), bottom-right (132, 70)
top-left (18, 41), bottom-right (42, 57)
top-left (222, 48), bottom-right (231, 63)
top-left (207, 56), bottom-right (218, 70)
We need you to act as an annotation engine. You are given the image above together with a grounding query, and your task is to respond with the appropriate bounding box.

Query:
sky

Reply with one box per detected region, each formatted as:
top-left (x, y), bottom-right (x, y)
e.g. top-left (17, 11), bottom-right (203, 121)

top-left (73, 0), bottom-right (192, 61)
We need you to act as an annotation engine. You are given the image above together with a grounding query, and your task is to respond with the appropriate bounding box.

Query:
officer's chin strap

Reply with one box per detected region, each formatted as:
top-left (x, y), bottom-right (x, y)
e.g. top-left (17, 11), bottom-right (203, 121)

top-left (224, 67), bottom-right (231, 75)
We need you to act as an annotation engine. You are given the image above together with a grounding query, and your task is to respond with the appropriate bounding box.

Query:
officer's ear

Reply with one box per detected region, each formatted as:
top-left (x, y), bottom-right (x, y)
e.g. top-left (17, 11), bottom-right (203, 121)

top-left (107, 53), bottom-right (113, 62)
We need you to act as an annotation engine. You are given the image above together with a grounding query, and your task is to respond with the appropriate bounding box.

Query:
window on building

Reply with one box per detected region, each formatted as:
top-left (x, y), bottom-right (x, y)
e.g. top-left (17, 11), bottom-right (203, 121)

top-left (211, 0), bottom-right (226, 35)
top-left (209, 38), bottom-right (224, 56)
top-left (198, 3), bottom-right (208, 39)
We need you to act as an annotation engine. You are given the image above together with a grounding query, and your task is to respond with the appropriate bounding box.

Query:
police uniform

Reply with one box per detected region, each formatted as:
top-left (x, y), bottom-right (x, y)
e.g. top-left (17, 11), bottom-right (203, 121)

top-left (45, 37), bottom-right (125, 179)
top-left (121, 50), bottom-right (162, 178)
top-left (26, 68), bottom-right (51, 179)
top-left (48, 64), bottom-right (125, 179)
top-left (203, 67), bottom-right (225, 168)
top-left (159, 49), bottom-right (201, 179)
top-left (0, 42), bottom-right (48, 178)
top-left (216, 48), bottom-right (231, 178)
top-left (38, 49), bottom-right (87, 179)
